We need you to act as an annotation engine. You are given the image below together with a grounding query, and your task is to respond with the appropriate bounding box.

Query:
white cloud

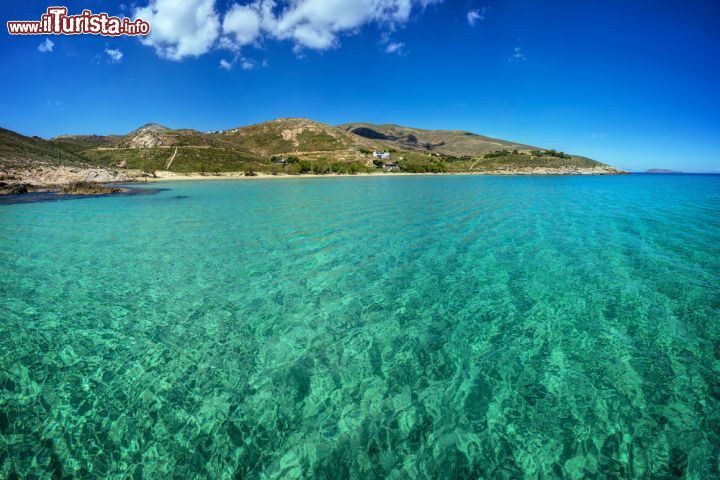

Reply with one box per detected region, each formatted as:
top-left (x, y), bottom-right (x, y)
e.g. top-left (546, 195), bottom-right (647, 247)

top-left (134, 0), bottom-right (441, 59)
top-left (291, 24), bottom-right (336, 49)
top-left (105, 48), bottom-right (124, 63)
top-left (219, 57), bottom-right (257, 70)
top-left (378, 31), bottom-right (405, 55)
top-left (385, 41), bottom-right (404, 54)
top-left (134, 0), bottom-right (220, 60)
top-left (509, 45), bottom-right (526, 62)
top-left (38, 38), bottom-right (54, 53)
top-left (466, 7), bottom-right (487, 26)
top-left (222, 3), bottom-right (262, 48)
top-left (221, 0), bottom-right (442, 52)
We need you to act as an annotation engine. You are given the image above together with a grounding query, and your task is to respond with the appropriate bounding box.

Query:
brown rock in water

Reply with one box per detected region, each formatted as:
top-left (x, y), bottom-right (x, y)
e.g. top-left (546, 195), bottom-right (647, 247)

top-left (0, 182), bottom-right (29, 195)
top-left (60, 182), bottom-right (124, 195)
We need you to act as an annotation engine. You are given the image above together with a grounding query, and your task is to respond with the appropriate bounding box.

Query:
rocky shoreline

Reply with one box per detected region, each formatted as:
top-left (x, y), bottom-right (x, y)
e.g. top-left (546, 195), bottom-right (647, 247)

top-left (0, 165), bottom-right (132, 197)
top-left (0, 163), bottom-right (627, 197)
top-left (0, 181), bottom-right (127, 197)
top-left (476, 165), bottom-right (627, 175)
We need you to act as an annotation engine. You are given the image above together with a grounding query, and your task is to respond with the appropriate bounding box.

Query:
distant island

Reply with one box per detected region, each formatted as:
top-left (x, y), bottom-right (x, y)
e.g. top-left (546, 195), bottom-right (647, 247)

top-left (0, 118), bottom-right (626, 196)
top-left (645, 169), bottom-right (682, 174)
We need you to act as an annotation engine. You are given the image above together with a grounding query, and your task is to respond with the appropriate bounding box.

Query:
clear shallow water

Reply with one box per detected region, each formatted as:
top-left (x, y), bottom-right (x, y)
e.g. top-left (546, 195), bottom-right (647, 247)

top-left (0, 187), bottom-right (165, 205)
top-left (1, 174), bottom-right (719, 479)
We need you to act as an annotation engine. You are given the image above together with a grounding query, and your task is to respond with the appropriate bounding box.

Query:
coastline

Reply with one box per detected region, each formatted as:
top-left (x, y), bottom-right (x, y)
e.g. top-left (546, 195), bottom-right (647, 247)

top-left (0, 164), bottom-right (628, 197)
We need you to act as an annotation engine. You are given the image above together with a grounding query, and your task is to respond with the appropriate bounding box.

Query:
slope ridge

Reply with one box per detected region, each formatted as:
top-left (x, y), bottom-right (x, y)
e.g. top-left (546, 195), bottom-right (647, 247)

top-left (339, 122), bottom-right (535, 157)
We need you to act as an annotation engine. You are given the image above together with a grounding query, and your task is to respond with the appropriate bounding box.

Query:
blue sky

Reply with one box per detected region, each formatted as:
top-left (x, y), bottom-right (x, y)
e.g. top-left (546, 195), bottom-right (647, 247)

top-left (1, 0), bottom-right (719, 172)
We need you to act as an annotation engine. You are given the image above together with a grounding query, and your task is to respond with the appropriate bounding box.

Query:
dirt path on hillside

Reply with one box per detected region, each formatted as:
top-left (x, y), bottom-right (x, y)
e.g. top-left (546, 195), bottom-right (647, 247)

top-left (165, 147), bottom-right (178, 169)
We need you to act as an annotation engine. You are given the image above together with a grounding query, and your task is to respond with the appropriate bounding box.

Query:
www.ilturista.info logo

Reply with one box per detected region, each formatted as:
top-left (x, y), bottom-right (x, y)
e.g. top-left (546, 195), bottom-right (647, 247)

top-left (7, 7), bottom-right (150, 36)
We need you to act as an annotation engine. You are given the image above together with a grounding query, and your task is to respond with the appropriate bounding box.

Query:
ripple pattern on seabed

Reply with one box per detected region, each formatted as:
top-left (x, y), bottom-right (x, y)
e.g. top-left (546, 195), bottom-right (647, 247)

top-left (1, 174), bottom-right (719, 478)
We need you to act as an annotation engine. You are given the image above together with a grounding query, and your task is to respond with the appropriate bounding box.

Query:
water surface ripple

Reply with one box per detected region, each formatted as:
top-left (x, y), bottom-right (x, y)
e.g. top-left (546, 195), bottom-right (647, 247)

top-left (1, 175), bottom-right (719, 478)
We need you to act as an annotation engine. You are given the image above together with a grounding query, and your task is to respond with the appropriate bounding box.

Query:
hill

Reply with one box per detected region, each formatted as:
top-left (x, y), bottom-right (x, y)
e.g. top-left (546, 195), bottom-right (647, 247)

top-left (220, 118), bottom-right (381, 156)
top-left (0, 128), bottom-right (130, 187)
top-left (0, 127), bottom-right (90, 168)
top-left (1, 118), bottom-right (624, 183)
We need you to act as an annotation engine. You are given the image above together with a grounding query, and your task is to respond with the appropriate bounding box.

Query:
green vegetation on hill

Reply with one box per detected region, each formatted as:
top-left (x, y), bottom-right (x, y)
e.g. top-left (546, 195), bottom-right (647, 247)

top-left (0, 128), bottom-right (90, 168)
top-left (81, 147), bottom-right (266, 174)
top-left (473, 151), bottom-right (602, 170)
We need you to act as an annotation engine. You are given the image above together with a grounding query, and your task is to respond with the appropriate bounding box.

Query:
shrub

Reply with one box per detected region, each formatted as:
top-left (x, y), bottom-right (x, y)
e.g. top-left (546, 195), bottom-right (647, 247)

top-left (298, 160), bottom-right (312, 174)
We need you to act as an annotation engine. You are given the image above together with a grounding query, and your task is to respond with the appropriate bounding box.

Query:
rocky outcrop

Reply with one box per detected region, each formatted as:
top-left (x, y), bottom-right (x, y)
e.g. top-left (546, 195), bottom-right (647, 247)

top-left (0, 166), bottom-right (131, 196)
top-left (475, 166), bottom-right (627, 175)
top-left (128, 131), bottom-right (165, 148)
top-left (1, 165), bottom-right (130, 186)
top-left (124, 123), bottom-right (173, 148)
top-left (0, 182), bottom-right (29, 195)
top-left (60, 182), bottom-right (124, 195)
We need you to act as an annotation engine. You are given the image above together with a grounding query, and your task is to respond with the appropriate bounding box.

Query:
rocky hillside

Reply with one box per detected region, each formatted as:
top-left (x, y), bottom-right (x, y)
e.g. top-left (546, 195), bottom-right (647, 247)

top-left (339, 123), bottom-right (535, 157)
top-left (110, 119), bottom-right (381, 155)
top-left (120, 123), bottom-right (175, 148)
top-left (0, 128), bottom-right (129, 188)
top-left (0, 127), bottom-right (90, 167)
top-left (220, 118), bottom-right (380, 156)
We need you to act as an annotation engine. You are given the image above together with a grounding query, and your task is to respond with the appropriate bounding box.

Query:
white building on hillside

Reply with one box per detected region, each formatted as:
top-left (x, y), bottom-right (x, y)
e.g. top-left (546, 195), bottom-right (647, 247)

top-left (373, 151), bottom-right (391, 160)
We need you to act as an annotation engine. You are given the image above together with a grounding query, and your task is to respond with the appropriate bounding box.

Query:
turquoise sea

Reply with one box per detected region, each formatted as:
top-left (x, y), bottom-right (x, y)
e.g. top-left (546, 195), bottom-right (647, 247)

top-left (1, 174), bottom-right (719, 479)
